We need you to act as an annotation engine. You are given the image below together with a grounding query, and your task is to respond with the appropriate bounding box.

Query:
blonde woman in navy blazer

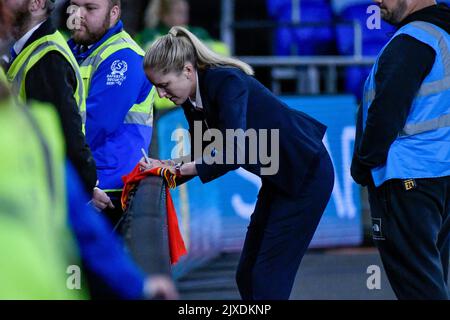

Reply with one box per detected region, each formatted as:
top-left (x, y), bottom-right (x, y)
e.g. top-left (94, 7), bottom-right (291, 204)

top-left (142, 26), bottom-right (335, 300)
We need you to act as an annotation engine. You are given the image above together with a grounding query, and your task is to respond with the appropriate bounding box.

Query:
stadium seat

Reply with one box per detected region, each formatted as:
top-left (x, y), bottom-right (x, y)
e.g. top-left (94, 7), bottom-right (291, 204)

top-left (267, 0), bottom-right (337, 56)
top-left (331, 0), bottom-right (369, 15)
top-left (335, 2), bottom-right (395, 100)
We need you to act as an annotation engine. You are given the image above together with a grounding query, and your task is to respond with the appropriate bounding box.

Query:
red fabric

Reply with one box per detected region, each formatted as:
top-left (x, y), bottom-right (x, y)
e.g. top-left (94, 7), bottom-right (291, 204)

top-left (121, 164), bottom-right (187, 265)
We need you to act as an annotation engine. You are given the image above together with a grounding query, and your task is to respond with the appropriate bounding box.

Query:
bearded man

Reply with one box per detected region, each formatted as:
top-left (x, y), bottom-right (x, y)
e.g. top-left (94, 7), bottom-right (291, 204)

top-left (3, 0), bottom-right (98, 195)
top-left (351, 0), bottom-right (450, 299)
top-left (68, 0), bottom-right (155, 225)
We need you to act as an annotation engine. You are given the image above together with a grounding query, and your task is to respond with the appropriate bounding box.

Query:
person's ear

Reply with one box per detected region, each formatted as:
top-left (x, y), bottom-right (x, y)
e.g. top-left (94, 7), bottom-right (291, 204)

top-left (184, 63), bottom-right (195, 79)
top-left (110, 5), bottom-right (120, 27)
top-left (29, 0), bottom-right (44, 12)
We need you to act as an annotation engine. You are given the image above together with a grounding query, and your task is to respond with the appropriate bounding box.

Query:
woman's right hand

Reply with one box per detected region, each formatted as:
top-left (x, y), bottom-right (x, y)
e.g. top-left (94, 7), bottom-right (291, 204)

top-left (139, 157), bottom-right (176, 171)
top-left (139, 157), bottom-right (162, 171)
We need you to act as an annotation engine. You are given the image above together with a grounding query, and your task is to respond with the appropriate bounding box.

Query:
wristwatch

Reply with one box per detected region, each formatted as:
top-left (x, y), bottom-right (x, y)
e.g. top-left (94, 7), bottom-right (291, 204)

top-left (174, 163), bottom-right (182, 177)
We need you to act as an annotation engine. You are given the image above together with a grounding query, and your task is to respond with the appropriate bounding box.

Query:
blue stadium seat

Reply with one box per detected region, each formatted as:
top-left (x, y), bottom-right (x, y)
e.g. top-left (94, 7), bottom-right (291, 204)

top-left (267, 0), bottom-right (337, 55)
top-left (336, 3), bottom-right (395, 100)
top-left (331, 0), bottom-right (370, 14)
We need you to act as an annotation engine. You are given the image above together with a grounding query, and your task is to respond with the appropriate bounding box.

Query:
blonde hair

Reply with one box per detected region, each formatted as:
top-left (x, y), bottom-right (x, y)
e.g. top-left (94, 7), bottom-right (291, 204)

top-left (143, 26), bottom-right (254, 75)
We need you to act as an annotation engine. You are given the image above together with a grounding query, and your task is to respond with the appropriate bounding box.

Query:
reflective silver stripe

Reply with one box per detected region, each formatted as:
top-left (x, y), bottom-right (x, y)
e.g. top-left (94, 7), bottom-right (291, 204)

top-left (418, 76), bottom-right (450, 97)
top-left (80, 44), bottom-right (115, 91)
top-left (399, 23), bottom-right (450, 136)
top-left (79, 39), bottom-right (123, 87)
top-left (410, 22), bottom-right (450, 76)
top-left (400, 113), bottom-right (450, 136)
top-left (90, 42), bottom-right (112, 70)
top-left (81, 54), bottom-right (101, 69)
top-left (366, 89), bottom-right (375, 103)
top-left (367, 23), bottom-right (450, 103)
top-left (124, 112), bottom-right (153, 126)
top-left (80, 111), bottom-right (86, 124)
top-left (81, 37), bottom-right (142, 71)
top-left (80, 43), bottom-right (111, 71)
top-left (363, 88), bottom-right (375, 108)
top-left (410, 22), bottom-right (450, 96)
top-left (12, 42), bottom-right (49, 96)
top-left (15, 41), bottom-right (84, 108)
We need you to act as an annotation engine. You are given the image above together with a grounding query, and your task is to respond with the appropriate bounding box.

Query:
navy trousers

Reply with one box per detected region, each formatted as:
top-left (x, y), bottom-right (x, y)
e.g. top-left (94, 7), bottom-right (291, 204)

top-left (368, 176), bottom-right (450, 300)
top-left (236, 145), bottom-right (334, 300)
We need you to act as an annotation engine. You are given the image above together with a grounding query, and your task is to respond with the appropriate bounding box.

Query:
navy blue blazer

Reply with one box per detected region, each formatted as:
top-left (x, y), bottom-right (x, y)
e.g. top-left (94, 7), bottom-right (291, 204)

top-left (181, 67), bottom-right (327, 197)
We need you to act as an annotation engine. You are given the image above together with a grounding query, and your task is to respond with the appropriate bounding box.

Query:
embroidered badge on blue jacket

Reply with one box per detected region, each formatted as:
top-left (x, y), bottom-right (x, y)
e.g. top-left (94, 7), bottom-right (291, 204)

top-left (107, 60), bottom-right (128, 86)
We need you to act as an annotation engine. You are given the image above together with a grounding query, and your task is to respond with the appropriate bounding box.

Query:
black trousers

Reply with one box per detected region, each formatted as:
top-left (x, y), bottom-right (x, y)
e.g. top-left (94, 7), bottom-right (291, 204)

top-left (103, 191), bottom-right (124, 229)
top-left (236, 145), bottom-right (334, 300)
top-left (368, 176), bottom-right (450, 300)
top-left (87, 191), bottom-right (125, 299)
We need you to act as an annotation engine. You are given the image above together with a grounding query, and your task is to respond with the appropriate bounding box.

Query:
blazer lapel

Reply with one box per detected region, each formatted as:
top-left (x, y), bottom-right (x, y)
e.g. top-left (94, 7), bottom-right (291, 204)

top-left (198, 69), bottom-right (215, 126)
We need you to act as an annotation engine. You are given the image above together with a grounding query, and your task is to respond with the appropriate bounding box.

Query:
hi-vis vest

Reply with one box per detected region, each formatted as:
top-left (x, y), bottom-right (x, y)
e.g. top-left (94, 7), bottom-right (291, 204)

top-left (0, 96), bottom-right (87, 299)
top-left (6, 30), bottom-right (85, 113)
top-left (0, 68), bottom-right (7, 85)
top-left (363, 21), bottom-right (450, 187)
top-left (79, 30), bottom-right (154, 129)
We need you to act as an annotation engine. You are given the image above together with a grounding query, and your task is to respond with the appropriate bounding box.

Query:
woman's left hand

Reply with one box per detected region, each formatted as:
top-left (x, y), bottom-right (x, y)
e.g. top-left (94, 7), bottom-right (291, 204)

top-left (158, 163), bottom-right (177, 175)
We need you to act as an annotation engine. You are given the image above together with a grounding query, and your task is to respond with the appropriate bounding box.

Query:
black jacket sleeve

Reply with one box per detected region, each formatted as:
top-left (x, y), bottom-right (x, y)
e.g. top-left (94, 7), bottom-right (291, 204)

top-left (25, 51), bottom-right (97, 194)
top-left (351, 34), bottom-right (436, 186)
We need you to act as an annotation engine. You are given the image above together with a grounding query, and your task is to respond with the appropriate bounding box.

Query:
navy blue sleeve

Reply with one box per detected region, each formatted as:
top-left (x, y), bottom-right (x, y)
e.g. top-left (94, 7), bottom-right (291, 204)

top-left (66, 161), bottom-right (145, 299)
top-left (195, 72), bottom-right (249, 183)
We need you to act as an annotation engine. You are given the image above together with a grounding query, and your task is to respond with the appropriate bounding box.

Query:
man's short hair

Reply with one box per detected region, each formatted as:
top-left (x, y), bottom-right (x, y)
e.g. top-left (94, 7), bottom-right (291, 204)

top-left (45, 0), bottom-right (56, 14)
top-left (110, 0), bottom-right (121, 8)
top-left (109, 0), bottom-right (121, 22)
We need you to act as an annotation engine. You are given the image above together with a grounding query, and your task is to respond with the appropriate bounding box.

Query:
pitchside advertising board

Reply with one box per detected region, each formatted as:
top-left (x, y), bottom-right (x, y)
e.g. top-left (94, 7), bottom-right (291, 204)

top-left (157, 95), bottom-right (362, 277)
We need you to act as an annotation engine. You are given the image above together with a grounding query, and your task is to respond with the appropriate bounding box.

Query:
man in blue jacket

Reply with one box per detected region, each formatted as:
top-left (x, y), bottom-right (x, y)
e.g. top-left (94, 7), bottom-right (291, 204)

top-left (351, 0), bottom-right (450, 299)
top-left (68, 0), bottom-right (154, 225)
